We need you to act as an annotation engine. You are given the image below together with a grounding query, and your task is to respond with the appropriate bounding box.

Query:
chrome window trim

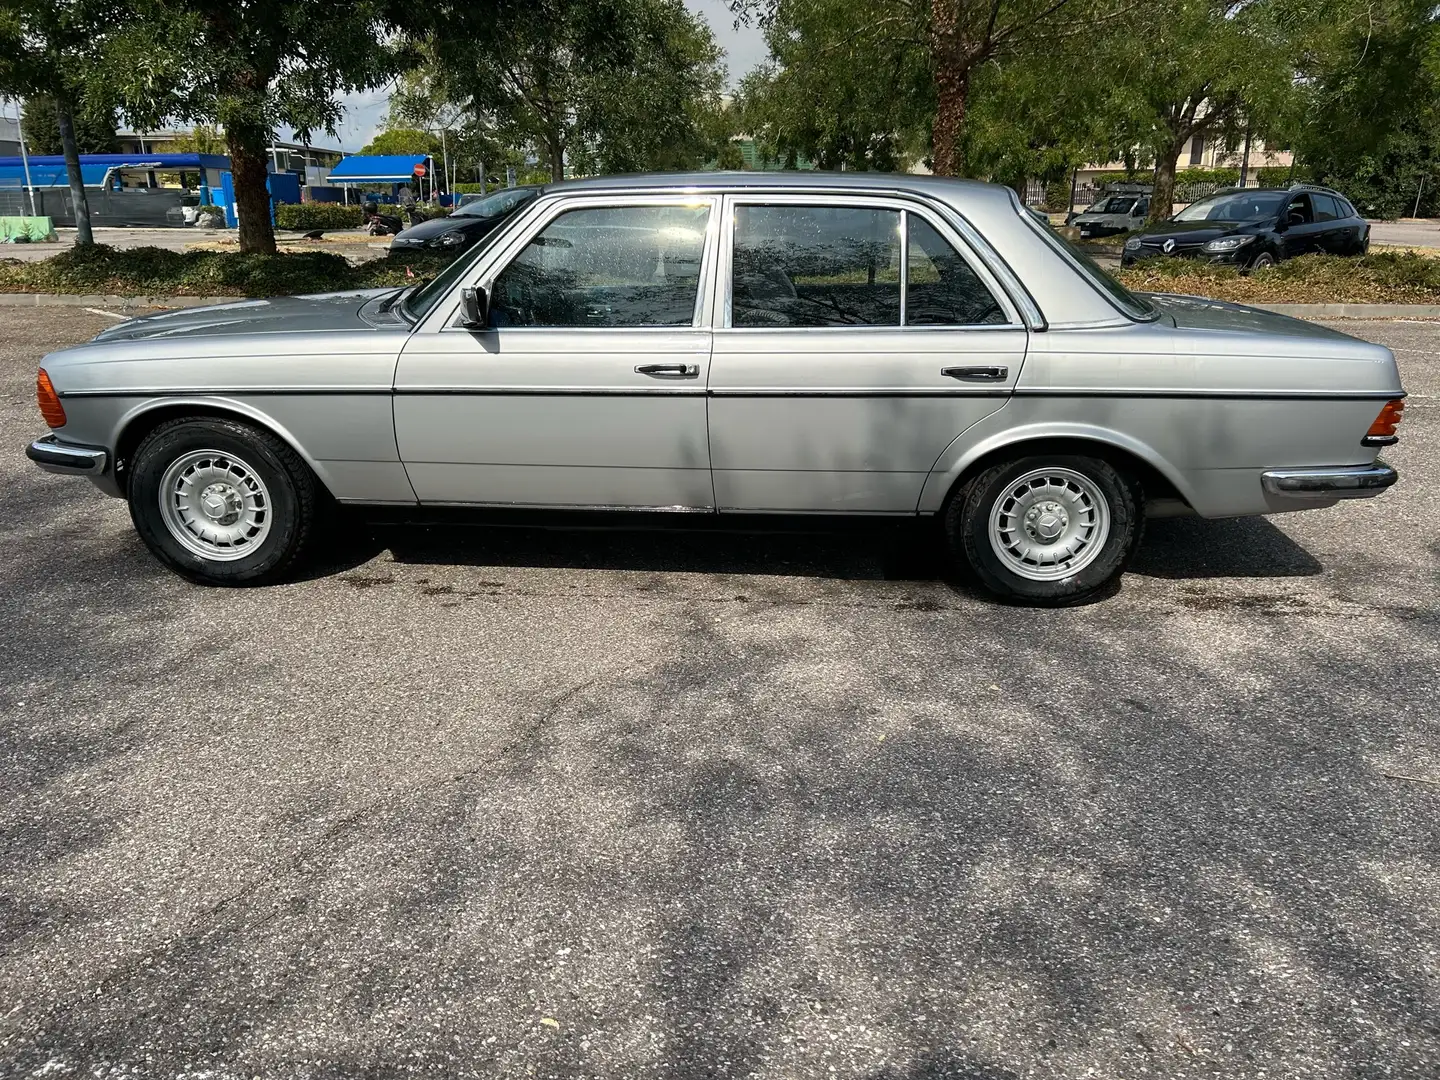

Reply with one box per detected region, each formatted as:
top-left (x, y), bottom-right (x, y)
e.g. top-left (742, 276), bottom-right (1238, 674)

top-left (716, 191), bottom-right (1024, 332)
top-left (422, 192), bottom-right (722, 335)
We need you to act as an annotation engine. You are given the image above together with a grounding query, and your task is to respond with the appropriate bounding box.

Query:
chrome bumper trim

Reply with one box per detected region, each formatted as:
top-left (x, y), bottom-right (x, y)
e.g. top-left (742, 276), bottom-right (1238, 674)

top-left (1261, 461), bottom-right (1397, 499)
top-left (26, 435), bottom-right (108, 476)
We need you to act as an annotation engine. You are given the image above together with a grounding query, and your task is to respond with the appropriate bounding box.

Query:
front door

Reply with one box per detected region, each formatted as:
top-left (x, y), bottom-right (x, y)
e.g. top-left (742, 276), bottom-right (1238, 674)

top-left (394, 197), bottom-right (719, 509)
top-left (707, 196), bottom-right (1029, 513)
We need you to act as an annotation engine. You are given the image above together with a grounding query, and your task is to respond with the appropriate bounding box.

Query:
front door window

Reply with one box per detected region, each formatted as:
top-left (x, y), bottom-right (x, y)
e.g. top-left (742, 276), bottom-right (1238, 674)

top-left (490, 204), bottom-right (711, 328)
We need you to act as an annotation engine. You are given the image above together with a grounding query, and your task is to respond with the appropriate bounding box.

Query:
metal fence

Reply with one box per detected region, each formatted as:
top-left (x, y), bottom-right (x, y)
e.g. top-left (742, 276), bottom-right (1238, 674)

top-left (0, 187), bottom-right (188, 227)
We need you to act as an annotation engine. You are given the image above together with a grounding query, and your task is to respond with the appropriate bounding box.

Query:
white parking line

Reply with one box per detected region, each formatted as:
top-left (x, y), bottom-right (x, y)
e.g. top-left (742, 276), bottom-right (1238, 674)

top-left (83, 307), bottom-right (128, 320)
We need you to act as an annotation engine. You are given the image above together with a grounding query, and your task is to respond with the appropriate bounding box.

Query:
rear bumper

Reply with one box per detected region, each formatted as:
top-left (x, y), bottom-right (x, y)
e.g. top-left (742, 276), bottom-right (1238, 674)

top-left (1261, 461), bottom-right (1398, 499)
top-left (26, 435), bottom-right (108, 476)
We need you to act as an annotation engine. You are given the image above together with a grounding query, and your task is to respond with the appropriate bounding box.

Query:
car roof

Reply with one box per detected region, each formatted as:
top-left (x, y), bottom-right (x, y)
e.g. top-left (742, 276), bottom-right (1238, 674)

top-left (539, 170), bottom-right (1017, 210)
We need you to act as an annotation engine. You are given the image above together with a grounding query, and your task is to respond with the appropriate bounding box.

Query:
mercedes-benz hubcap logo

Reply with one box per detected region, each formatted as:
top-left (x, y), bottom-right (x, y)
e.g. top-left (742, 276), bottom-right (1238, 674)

top-left (1162, 238), bottom-right (1176, 254)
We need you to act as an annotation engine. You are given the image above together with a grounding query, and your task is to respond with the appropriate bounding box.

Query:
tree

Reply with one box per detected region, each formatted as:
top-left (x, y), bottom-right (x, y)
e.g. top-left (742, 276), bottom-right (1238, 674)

top-left (1093, 0), bottom-right (1300, 222)
top-left (20, 94), bottom-right (117, 155)
top-left (0, 0), bottom-right (119, 243)
top-left (100, 0), bottom-right (422, 253)
top-left (359, 128), bottom-right (443, 157)
top-left (162, 124), bottom-right (226, 155)
top-left (419, 0), bottom-right (726, 182)
top-left (732, 0), bottom-right (1110, 176)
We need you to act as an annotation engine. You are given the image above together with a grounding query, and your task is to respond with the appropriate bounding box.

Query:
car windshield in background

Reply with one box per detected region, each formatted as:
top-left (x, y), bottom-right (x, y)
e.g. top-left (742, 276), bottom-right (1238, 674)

top-left (1173, 190), bottom-right (1287, 223)
top-left (1092, 197), bottom-right (1137, 214)
top-left (452, 187), bottom-right (539, 219)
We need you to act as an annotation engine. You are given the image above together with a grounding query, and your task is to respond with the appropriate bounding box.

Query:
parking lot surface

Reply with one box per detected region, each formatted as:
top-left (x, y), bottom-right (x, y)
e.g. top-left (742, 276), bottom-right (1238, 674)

top-left (1, 311), bottom-right (1436, 1080)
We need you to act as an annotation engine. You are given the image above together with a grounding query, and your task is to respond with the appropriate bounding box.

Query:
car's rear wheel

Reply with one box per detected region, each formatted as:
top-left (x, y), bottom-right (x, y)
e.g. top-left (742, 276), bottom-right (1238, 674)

top-left (128, 417), bottom-right (318, 585)
top-left (946, 455), bottom-right (1142, 606)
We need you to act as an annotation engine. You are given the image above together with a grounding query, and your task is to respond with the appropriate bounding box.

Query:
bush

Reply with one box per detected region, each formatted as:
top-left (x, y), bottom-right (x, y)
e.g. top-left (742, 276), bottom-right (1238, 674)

top-left (1255, 166), bottom-right (1297, 189)
top-left (275, 202), bottom-right (366, 232)
top-left (1115, 251), bottom-right (1440, 304)
top-left (0, 243), bottom-right (468, 297)
top-left (1044, 180), bottom-right (1072, 212)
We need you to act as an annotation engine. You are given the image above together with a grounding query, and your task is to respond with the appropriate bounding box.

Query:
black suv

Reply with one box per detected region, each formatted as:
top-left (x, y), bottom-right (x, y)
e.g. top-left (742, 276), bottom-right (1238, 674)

top-left (1120, 185), bottom-right (1369, 270)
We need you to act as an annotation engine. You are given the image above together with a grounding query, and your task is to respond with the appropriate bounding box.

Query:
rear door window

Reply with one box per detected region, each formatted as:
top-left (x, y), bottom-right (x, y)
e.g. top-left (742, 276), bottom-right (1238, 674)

top-left (906, 216), bottom-right (1006, 325)
top-left (732, 205), bottom-right (901, 327)
top-left (1313, 194), bottom-right (1339, 221)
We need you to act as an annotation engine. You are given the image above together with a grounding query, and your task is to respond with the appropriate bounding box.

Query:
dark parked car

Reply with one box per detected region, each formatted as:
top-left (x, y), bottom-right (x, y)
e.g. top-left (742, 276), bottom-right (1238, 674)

top-left (388, 186), bottom-right (541, 254)
top-left (1121, 185), bottom-right (1369, 270)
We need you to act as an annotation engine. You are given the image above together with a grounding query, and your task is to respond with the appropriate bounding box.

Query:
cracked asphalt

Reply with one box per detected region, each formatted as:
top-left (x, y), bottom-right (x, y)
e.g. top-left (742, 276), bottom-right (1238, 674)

top-left (0, 311), bottom-right (1436, 1080)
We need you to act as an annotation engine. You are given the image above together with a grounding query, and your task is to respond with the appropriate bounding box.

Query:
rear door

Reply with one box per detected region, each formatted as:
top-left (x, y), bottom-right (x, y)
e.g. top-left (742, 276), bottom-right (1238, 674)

top-left (706, 194), bottom-right (1029, 514)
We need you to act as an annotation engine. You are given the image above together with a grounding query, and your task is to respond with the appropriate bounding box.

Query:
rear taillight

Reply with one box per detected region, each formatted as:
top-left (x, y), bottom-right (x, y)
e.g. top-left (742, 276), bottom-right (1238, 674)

top-left (36, 369), bottom-right (66, 428)
top-left (1367, 399), bottom-right (1405, 441)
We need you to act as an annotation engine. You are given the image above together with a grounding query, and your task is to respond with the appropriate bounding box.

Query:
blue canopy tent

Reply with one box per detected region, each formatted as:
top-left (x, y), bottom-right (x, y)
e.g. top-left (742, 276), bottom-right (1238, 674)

top-left (0, 153), bottom-right (231, 202)
top-left (324, 154), bottom-right (433, 201)
top-left (0, 152), bottom-right (236, 227)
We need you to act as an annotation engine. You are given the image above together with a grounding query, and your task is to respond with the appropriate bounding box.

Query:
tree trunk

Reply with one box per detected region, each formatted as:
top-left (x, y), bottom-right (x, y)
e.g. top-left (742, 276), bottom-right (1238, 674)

top-left (227, 124), bottom-right (276, 255)
top-left (55, 100), bottom-right (94, 246)
top-left (548, 132), bottom-right (565, 183)
top-left (1149, 139), bottom-right (1184, 224)
top-left (929, 0), bottom-right (971, 176)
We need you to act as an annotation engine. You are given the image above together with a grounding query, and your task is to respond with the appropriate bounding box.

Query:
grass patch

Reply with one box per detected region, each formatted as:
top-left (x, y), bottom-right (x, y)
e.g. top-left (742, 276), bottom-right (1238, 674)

top-left (1115, 251), bottom-right (1440, 305)
top-left (0, 244), bottom-right (457, 297)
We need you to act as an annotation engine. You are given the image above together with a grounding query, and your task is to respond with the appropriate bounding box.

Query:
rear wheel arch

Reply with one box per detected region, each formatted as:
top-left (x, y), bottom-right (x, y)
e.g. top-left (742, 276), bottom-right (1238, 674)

top-left (113, 400), bottom-right (333, 498)
top-left (933, 433), bottom-right (1192, 516)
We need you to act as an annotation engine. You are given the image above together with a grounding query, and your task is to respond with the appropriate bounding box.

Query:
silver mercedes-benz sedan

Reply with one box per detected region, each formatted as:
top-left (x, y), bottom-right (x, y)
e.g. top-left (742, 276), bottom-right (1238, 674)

top-left (26, 172), bottom-right (1404, 605)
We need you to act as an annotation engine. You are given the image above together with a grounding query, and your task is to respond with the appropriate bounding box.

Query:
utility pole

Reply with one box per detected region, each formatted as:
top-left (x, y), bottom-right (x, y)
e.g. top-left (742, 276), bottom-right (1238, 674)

top-left (11, 98), bottom-right (38, 217)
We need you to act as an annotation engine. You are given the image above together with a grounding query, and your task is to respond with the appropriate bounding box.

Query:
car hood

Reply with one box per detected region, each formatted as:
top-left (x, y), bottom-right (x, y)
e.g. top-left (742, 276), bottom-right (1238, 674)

top-left (1074, 212), bottom-right (1129, 224)
top-left (90, 289), bottom-right (405, 342)
top-left (1131, 221), bottom-right (1259, 244)
top-left (393, 215), bottom-right (490, 242)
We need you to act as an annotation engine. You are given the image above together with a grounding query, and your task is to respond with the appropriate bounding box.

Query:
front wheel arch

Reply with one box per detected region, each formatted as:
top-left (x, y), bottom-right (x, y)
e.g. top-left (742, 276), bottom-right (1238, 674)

top-left (113, 400), bottom-right (334, 499)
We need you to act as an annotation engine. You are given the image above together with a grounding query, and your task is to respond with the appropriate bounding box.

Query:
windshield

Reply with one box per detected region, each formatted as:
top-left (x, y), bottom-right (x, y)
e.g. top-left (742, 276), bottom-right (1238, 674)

top-left (452, 186), bottom-right (538, 219)
top-left (1091, 196), bottom-right (1137, 214)
top-left (403, 200), bottom-right (539, 320)
top-left (1019, 205), bottom-right (1156, 321)
top-left (1173, 190), bottom-right (1286, 223)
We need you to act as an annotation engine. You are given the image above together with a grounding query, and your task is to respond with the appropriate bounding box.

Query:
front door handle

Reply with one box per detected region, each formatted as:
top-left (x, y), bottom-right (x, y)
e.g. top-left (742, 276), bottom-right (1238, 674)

top-left (941, 365), bottom-right (1009, 381)
top-left (635, 363), bottom-right (699, 378)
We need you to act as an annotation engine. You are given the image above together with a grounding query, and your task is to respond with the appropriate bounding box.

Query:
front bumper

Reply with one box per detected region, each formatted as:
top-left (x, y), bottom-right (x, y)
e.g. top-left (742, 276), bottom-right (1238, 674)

top-left (1261, 461), bottom-right (1398, 499)
top-left (26, 435), bottom-right (108, 476)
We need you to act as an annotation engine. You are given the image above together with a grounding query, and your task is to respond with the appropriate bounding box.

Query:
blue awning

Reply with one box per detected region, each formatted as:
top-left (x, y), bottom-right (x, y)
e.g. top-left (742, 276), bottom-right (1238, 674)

top-left (325, 154), bottom-right (427, 184)
top-left (0, 164), bottom-right (113, 188)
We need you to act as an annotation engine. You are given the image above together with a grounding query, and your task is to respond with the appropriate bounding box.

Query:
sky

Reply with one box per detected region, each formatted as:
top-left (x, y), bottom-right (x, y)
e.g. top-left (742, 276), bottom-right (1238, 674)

top-left (284, 0), bottom-right (768, 153)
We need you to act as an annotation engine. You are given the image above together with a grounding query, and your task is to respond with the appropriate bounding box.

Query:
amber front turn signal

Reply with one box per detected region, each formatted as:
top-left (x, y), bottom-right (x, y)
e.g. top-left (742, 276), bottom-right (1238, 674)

top-left (37, 368), bottom-right (66, 428)
top-left (1367, 398), bottom-right (1405, 439)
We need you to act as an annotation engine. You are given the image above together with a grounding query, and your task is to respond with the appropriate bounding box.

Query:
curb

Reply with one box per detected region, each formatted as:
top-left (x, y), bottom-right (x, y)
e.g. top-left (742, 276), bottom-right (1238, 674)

top-left (1252, 302), bottom-right (1440, 319)
top-left (0, 293), bottom-right (237, 310)
top-left (4, 293), bottom-right (1440, 320)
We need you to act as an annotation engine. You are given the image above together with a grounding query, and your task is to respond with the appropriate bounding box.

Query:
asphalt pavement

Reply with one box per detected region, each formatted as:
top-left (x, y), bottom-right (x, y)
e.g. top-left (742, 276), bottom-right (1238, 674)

top-left (0, 311), bottom-right (1436, 1080)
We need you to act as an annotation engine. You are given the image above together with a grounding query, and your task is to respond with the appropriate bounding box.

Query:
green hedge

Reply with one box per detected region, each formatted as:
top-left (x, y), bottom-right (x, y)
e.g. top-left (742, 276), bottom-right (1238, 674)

top-left (1044, 180), bottom-right (1072, 212)
top-left (275, 203), bottom-right (366, 231)
top-left (0, 244), bottom-right (461, 297)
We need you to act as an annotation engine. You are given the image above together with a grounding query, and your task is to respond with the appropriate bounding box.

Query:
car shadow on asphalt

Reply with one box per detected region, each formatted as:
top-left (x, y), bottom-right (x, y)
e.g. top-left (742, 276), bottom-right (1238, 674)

top-left (303, 509), bottom-right (1322, 589)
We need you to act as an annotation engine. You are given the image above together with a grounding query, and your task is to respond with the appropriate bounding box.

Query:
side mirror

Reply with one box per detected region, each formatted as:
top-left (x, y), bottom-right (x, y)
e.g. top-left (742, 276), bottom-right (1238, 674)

top-left (459, 286), bottom-right (488, 329)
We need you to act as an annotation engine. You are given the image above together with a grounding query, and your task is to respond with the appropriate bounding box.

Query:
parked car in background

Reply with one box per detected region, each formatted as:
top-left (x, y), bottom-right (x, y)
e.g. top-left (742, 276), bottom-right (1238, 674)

top-left (1121, 184), bottom-right (1370, 269)
top-left (1072, 193), bottom-right (1150, 238)
top-left (27, 173), bottom-right (1402, 606)
top-left (389, 186), bottom-right (540, 254)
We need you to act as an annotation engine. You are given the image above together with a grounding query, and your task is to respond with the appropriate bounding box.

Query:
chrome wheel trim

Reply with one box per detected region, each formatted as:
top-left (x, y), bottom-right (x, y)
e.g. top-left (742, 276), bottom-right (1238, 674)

top-left (158, 449), bottom-right (273, 562)
top-left (988, 466), bottom-right (1111, 582)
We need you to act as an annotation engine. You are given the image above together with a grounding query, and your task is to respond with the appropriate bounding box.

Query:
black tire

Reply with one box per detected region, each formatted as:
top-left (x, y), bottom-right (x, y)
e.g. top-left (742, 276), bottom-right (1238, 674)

top-left (1248, 250), bottom-right (1277, 271)
top-left (945, 454), bottom-right (1143, 606)
top-left (128, 416), bottom-right (319, 585)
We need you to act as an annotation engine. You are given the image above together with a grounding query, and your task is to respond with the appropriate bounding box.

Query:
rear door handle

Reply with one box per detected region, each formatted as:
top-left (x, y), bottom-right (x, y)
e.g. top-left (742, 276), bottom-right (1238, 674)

top-left (941, 365), bottom-right (1009, 381)
top-left (635, 363), bottom-right (699, 378)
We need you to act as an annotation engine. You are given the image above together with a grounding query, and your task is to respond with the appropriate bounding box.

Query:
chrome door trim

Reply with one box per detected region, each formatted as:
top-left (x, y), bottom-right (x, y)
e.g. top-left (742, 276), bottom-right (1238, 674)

top-left (419, 192), bottom-right (723, 335)
top-left (715, 191), bottom-right (1025, 332)
top-left (418, 500), bottom-right (717, 512)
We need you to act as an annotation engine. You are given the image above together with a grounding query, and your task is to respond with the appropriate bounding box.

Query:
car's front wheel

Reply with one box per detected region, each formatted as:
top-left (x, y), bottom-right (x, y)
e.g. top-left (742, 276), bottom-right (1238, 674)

top-left (1248, 251), bottom-right (1277, 270)
top-left (128, 417), bottom-right (318, 585)
top-left (946, 455), bottom-right (1142, 606)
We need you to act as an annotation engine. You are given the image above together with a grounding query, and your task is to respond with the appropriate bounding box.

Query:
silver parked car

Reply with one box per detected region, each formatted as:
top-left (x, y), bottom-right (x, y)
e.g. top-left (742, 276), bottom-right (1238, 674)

top-left (27, 173), bottom-right (1404, 605)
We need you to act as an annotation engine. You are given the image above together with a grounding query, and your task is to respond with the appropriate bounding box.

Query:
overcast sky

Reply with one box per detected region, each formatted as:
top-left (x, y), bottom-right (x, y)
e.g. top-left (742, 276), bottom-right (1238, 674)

top-left (284, 1), bottom-right (768, 152)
